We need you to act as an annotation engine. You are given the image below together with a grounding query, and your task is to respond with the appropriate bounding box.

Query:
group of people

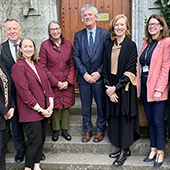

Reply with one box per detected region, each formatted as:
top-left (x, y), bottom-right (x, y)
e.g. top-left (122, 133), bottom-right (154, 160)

top-left (0, 3), bottom-right (170, 170)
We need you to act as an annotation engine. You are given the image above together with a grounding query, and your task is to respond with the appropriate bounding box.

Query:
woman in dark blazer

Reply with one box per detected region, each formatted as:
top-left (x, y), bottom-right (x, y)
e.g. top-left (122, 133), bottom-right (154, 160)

top-left (102, 14), bottom-right (140, 166)
top-left (12, 38), bottom-right (54, 170)
top-left (0, 59), bottom-right (15, 170)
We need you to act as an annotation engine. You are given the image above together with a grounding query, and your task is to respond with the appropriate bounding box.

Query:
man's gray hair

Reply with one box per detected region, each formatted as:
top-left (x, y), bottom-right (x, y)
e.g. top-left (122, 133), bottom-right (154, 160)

top-left (81, 4), bottom-right (98, 18)
top-left (5, 18), bottom-right (21, 29)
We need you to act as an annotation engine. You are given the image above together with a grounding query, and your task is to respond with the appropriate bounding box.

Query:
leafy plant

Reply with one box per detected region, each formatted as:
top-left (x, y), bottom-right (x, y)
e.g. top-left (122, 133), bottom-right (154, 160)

top-left (155, 0), bottom-right (170, 33)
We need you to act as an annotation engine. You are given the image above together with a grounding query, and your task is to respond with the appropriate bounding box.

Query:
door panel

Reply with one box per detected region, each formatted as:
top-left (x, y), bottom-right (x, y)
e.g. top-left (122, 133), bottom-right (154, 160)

top-left (59, 0), bottom-right (131, 93)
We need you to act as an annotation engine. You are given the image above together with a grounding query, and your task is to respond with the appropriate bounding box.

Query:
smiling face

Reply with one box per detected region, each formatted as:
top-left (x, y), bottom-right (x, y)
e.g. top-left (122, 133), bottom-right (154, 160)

top-left (148, 18), bottom-right (163, 40)
top-left (5, 20), bottom-right (22, 44)
top-left (114, 17), bottom-right (127, 38)
top-left (49, 22), bottom-right (61, 42)
top-left (20, 39), bottom-right (34, 60)
top-left (83, 8), bottom-right (97, 30)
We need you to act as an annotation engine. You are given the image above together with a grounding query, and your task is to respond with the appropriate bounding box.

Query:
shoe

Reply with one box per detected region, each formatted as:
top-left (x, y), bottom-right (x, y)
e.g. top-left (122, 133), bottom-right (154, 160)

top-left (62, 129), bottom-right (72, 141)
top-left (143, 157), bottom-right (155, 162)
top-left (40, 153), bottom-right (46, 161)
top-left (93, 132), bottom-right (104, 143)
top-left (15, 150), bottom-right (25, 163)
top-left (154, 152), bottom-right (164, 167)
top-left (112, 149), bottom-right (130, 166)
top-left (143, 148), bottom-right (157, 162)
top-left (82, 133), bottom-right (92, 143)
top-left (109, 148), bottom-right (131, 158)
top-left (52, 130), bottom-right (59, 142)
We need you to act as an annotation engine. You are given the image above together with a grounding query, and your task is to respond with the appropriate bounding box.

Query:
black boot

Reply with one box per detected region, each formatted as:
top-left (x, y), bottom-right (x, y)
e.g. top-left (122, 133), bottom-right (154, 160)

top-left (109, 148), bottom-right (131, 158)
top-left (62, 129), bottom-right (72, 141)
top-left (113, 148), bottom-right (130, 166)
top-left (52, 130), bottom-right (59, 141)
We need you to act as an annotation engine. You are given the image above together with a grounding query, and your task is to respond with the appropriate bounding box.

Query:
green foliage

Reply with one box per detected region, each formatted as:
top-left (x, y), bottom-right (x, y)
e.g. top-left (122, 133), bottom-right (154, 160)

top-left (155, 0), bottom-right (170, 33)
top-left (144, 16), bottom-right (148, 25)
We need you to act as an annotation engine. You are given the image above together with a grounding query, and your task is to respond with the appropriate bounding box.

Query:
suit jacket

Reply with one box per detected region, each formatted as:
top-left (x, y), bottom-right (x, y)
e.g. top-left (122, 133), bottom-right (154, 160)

top-left (137, 37), bottom-right (170, 102)
top-left (0, 61), bottom-right (15, 131)
top-left (0, 40), bottom-right (16, 87)
top-left (12, 60), bottom-right (54, 123)
top-left (73, 27), bottom-right (111, 84)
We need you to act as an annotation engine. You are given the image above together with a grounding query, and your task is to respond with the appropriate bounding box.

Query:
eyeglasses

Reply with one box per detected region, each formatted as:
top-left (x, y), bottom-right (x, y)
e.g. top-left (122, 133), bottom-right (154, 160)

top-left (147, 23), bottom-right (160, 27)
top-left (50, 27), bottom-right (61, 32)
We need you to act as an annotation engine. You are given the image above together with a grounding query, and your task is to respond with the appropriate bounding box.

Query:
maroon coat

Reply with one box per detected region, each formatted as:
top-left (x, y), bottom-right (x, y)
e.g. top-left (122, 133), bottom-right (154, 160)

top-left (39, 35), bottom-right (75, 109)
top-left (12, 60), bottom-right (54, 122)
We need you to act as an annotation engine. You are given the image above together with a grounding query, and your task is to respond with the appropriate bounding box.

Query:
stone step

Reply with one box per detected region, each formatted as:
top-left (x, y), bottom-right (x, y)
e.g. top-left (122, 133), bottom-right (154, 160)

top-left (46, 114), bottom-right (149, 137)
top-left (7, 136), bottom-right (170, 156)
top-left (43, 136), bottom-right (170, 156)
top-left (46, 114), bottom-right (100, 136)
top-left (6, 152), bottom-right (170, 170)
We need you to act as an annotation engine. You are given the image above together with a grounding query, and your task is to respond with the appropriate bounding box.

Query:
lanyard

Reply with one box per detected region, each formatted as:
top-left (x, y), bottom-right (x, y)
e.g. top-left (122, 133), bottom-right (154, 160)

top-left (144, 42), bottom-right (157, 62)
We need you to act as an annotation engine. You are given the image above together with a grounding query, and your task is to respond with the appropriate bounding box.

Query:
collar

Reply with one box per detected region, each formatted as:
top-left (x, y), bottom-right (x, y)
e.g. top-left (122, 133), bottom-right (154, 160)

top-left (86, 26), bottom-right (97, 34)
top-left (8, 39), bottom-right (20, 47)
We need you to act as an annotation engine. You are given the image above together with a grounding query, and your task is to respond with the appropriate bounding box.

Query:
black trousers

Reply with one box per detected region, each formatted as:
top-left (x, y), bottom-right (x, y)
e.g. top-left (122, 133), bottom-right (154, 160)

top-left (0, 123), bottom-right (10, 170)
top-left (12, 108), bottom-right (25, 152)
top-left (24, 118), bottom-right (48, 169)
top-left (12, 87), bottom-right (25, 153)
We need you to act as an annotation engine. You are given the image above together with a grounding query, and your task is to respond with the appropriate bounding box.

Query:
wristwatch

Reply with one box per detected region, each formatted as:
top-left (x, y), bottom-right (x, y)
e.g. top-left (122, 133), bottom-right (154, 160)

top-left (38, 109), bottom-right (43, 115)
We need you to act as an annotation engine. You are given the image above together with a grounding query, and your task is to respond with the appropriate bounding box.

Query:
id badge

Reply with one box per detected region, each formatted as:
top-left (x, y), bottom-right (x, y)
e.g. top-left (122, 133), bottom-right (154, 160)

top-left (143, 65), bottom-right (149, 73)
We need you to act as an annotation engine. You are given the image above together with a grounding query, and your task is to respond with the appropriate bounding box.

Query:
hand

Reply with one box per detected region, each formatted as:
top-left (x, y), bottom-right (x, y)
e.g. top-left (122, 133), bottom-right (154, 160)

top-left (57, 81), bottom-right (63, 89)
top-left (106, 85), bottom-right (116, 97)
top-left (47, 102), bottom-right (53, 114)
top-left (91, 72), bottom-right (100, 82)
top-left (84, 73), bottom-right (96, 84)
top-left (42, 109), bottom-right (52, 118)
top-left (58, 81), bottom-right (68, 90)
top-left (4, 108), bottom-right (14, 120)
top-left (62, 81), bottom-right (68, 90)
top-left (154, 91), bottom-right (162, 102)
top-left (110, 93), bottom-right (119, 103)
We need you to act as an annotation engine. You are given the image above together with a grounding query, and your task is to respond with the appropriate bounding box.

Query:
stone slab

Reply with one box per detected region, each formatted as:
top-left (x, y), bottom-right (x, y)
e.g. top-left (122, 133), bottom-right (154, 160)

top-left (6, 153), bottom-right (170, 170)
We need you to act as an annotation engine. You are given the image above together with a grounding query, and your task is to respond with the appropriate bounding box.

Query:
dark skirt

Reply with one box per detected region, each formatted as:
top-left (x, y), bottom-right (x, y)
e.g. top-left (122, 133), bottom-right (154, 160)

top-left (108, 114), bottom-right (140, 150)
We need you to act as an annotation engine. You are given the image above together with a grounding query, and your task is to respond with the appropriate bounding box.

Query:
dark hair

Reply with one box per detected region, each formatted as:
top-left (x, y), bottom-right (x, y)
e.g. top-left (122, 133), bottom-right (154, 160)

top-left (145, 14), bottom-right (169, 44)
top-left (17, 37), bottom-right (39, 61)
top-left (109, 14), bottom-right (131, 37)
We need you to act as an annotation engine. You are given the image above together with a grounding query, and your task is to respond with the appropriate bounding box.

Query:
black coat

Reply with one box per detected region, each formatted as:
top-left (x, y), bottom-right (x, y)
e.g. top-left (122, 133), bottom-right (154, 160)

top-left (102, 36), bottom-right (139, 119)
top-left (102, 36), bottom-right (140, 148)
top-left (0, 61), bottom-right (15, 131)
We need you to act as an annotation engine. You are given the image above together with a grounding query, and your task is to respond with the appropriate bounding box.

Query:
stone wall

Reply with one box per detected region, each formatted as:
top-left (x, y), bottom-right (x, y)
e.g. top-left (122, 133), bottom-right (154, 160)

top-left (132, 0), bottom-right (161, 51)
top-left (0, 0), bottom-right (59, 51)
top-left (0, 0), bottom-right (162, 52)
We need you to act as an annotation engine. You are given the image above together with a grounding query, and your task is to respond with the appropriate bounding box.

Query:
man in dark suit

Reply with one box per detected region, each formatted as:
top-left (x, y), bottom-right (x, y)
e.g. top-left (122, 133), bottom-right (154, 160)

top-left (73, 4), bottom-right (111, 143)
top-left (0, 18), bottom-right (26, 163)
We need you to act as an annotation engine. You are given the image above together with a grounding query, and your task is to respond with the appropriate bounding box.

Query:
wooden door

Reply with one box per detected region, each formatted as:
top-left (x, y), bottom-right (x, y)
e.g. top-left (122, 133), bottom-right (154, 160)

top-left (59, 0), bottom-right (132, 93)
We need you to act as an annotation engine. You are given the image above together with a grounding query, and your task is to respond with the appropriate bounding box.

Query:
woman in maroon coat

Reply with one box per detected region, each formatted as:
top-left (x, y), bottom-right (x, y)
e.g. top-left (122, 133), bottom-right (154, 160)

top-left (12, 37), bottom-right (54, 170)
top-left (39, 20), bottom-right (76, 141)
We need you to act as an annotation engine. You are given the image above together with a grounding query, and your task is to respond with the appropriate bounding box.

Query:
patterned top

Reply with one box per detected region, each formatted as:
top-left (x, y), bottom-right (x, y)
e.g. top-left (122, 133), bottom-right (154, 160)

top-left (0, 68), bottom-right (8, 107)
